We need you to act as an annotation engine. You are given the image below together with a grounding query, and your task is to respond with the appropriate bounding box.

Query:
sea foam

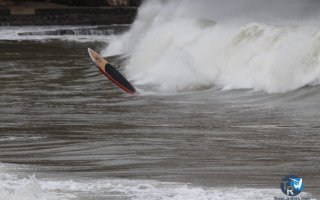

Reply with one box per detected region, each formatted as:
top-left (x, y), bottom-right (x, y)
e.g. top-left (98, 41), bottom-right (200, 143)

top-left (0, 163), bottom-right (301, 200)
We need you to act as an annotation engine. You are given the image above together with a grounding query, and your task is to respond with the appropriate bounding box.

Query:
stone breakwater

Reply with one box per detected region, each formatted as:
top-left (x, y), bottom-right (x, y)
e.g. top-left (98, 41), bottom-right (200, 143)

top-left (0, 7), bottom-right (137, 26)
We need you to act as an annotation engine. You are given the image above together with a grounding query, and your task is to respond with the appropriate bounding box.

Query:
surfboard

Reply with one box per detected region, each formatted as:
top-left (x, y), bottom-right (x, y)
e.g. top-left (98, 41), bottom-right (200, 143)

top-left (88, 48), bottom-right (137, 95)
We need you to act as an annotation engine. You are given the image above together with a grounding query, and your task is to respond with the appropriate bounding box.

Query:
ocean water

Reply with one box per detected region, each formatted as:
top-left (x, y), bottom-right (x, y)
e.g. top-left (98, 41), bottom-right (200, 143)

top-left (1, 0), bottom-right (320, 199)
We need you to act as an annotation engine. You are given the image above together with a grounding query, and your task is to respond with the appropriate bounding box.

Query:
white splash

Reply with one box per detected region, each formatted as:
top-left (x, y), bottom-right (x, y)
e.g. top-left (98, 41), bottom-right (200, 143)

top-left (103, 0), bottom-right (320, 93)
top-left (0, 26), bottom-right (112, 42)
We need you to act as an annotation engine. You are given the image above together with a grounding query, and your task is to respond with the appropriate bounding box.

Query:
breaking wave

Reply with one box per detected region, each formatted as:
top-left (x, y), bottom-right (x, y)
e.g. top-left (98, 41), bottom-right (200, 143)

top-left (0, 163), bottom-right (295, 200)
top-left (103, 0), bottom-right (320, 93)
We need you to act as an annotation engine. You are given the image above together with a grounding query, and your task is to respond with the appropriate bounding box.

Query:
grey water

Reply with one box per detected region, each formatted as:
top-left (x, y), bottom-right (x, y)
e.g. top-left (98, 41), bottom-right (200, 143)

top-left (0, 32), bottom-right (319, 199)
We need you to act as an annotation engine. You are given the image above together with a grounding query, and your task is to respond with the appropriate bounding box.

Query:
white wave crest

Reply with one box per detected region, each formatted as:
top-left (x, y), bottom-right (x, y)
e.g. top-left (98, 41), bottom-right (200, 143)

top-left (0, 165), bottom-right (75, 200)
top-left (103, 0), bottom-right (320, 93)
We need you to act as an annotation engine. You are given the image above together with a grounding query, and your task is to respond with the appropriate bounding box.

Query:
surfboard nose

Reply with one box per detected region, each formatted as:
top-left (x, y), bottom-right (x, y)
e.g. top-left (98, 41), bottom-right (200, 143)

top-left (88, 48), bottom-right (94, 53)
top-left (88, 48), bottom-right (96, 62)
top-left (88, 48), bottom-right (108, 69)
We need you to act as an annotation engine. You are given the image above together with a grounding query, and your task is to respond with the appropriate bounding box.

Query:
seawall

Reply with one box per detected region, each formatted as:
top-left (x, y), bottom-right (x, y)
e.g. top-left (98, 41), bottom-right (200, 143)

top-left (0, 7), bottom-right (137, 26)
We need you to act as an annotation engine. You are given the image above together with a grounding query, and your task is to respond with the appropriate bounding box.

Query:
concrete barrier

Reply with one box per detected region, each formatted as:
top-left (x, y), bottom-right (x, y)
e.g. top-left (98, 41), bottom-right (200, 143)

top-left (0, 7), bottom-right (137, 26)
top-left (0, 8), bottom-right (10, 16)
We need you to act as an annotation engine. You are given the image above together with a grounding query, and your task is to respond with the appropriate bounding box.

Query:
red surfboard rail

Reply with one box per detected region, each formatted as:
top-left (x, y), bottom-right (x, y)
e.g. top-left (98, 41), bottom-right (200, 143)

top-left (97, 65), bottom-right (137, 95)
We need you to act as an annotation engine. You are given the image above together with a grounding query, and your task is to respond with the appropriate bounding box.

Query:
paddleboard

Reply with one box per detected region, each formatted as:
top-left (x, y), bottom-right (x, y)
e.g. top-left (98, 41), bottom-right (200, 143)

top-left (88, 48), bottom-right (137, 95)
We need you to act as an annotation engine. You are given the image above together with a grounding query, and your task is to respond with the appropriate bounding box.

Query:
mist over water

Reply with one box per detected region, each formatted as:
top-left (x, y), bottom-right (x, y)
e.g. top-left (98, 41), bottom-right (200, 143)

top-left (179, 0), bottom-right (320, 24)
top-left (104, 0), bottom-right (320, 93)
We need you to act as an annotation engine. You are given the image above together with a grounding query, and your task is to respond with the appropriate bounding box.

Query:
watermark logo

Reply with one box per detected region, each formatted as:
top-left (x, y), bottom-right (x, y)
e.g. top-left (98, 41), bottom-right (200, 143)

top-left (280, 175), bottom-right (304, 196)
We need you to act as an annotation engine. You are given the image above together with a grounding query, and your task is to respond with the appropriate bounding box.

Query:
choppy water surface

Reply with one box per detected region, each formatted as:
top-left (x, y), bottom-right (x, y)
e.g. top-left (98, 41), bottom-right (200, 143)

top-left (0, 28), bottom-right (319, 199)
